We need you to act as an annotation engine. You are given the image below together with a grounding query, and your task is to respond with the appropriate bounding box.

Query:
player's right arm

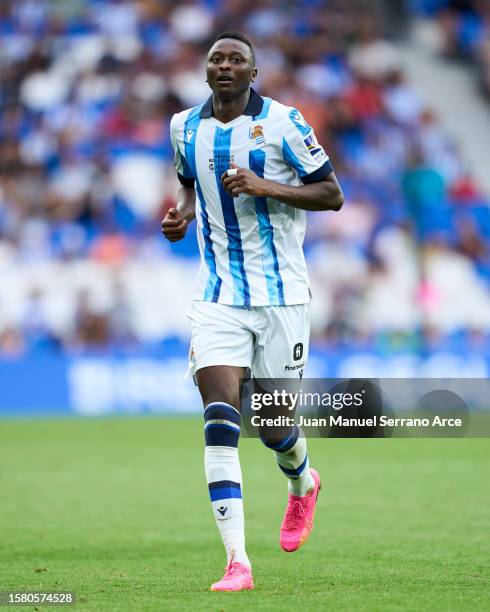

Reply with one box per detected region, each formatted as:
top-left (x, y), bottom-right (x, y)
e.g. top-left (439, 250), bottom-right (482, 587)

top-left (162, 113), bottom-right (197, 242)
top-left (161, 185), bottom-right (196, 242)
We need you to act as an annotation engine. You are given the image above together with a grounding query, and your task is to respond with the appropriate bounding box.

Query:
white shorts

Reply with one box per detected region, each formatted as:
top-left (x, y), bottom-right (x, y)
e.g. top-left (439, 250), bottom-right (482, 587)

top-left (187, 301), bottom-right (310, 380)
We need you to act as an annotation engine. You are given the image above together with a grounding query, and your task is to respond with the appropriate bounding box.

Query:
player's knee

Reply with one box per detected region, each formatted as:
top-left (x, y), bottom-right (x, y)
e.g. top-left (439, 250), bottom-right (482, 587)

top-left (259, 424), bottom-right (299, 452)
top-left (204, 402), bottom-right (241, 447)
top-left (200, 389), bottom-right (240, 411)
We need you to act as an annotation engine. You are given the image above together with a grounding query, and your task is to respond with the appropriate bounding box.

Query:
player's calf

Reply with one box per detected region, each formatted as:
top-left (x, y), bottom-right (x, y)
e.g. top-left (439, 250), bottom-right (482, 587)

top-left (260, 425), bottom-right (315, 496)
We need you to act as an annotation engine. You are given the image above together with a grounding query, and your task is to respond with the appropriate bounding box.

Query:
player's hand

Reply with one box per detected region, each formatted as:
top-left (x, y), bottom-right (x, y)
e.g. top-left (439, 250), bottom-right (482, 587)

top-left (221, 163), bottom-right (271, 198)
top-left (161, 208), bottom-right (189, 242)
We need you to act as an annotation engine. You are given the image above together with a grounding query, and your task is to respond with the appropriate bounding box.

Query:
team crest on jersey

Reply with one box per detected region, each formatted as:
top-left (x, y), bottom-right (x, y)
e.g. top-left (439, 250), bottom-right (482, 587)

top-left (249, 124), bottom-right (265, 145)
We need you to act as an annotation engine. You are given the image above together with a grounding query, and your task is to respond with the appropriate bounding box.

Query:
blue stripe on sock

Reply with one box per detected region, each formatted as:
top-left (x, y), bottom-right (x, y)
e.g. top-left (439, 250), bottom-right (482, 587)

top-left (278, 454), bottom-right (308, 478)
top-left (209, 486), bottom-right (242, 502)
top-left (261, 425), bottom-right (299, 452)
top-left (274, 429), bottom-right (299, 453)
top-left (204, 424), bottom-right (240, 447)
top-left (208, 480), bottom-right (241, 490)
top-left (204, 403), bottom-right (241, 427)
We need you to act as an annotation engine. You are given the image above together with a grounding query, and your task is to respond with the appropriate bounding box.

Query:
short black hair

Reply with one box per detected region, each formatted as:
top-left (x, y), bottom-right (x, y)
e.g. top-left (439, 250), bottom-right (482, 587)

top-left (211, 31), bottom-right (255, 66)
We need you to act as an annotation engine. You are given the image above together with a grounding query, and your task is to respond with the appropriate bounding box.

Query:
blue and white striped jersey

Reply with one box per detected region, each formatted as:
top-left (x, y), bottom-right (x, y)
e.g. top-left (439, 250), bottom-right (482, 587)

top-left (170, 88), bottom-right (333, 306)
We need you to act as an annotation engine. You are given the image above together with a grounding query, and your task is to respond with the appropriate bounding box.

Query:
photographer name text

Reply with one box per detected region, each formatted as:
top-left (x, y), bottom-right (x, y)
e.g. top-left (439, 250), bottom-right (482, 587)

top-left (249, 414), bottom-right (463, 428)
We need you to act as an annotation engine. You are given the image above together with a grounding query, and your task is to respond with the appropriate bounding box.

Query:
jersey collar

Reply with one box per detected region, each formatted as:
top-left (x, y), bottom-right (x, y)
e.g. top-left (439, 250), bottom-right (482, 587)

top-left (199, 88), bottom-right (264, 119)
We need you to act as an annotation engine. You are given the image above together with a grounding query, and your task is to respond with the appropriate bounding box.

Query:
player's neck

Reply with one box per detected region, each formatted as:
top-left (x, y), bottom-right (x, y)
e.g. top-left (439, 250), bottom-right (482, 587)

top-left (212, 89), bottom-right (251, 124)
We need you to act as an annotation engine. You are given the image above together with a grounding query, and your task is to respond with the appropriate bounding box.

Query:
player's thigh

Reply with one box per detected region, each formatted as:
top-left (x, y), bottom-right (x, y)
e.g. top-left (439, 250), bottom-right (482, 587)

top-left (187, 301), bottom-right (254, 409)
top-left (252, 304), bottom-right (310, 381)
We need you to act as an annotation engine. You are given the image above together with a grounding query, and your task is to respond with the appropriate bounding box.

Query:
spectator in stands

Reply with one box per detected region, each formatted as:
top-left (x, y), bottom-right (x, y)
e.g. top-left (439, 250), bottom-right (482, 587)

top-left (0, 0), bottom-right (488, 355)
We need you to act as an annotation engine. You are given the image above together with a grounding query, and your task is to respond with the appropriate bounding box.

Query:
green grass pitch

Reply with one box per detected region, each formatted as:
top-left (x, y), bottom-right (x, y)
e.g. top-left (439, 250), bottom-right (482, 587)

top-left (0, 417), bottom-right (489, 611)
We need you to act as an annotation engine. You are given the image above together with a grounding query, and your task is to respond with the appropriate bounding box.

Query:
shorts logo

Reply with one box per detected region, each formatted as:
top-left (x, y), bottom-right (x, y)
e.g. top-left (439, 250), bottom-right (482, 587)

top-left (249, 124), bottom-right (265, 145)
top-left (282, 344), bottom-right (305, 372)
top-left (284, 360), bottom-right (305, 372)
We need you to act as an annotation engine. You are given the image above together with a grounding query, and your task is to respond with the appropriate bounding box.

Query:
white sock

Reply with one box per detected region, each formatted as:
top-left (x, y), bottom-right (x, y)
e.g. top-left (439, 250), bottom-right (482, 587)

top-left (203, 402), bottom-right (250, 569)
top-left (205, 446), bottom-right (250, 568)
top-left (274, 433), bottom-right (315, 497)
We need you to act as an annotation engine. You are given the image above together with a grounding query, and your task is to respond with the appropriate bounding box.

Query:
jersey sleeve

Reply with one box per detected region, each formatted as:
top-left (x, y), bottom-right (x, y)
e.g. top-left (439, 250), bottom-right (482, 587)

top-left (170, 114), bottom-right (195, 188)
top-left (281, 108), bottom-right (333, 184)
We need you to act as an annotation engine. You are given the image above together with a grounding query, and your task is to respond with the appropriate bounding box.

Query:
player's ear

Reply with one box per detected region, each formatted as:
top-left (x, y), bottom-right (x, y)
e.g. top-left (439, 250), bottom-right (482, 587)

top-left (251, 67), bottom-right (257, 82)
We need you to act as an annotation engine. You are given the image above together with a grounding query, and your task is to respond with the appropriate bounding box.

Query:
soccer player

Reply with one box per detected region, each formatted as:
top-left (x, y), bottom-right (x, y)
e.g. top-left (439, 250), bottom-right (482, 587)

top-left (162, 31), bottom-right (344, 592)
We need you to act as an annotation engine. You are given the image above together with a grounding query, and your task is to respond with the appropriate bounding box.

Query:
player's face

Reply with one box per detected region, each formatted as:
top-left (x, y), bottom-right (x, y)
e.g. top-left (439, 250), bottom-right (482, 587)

top-left (206, 39), bottom-right (257, 100)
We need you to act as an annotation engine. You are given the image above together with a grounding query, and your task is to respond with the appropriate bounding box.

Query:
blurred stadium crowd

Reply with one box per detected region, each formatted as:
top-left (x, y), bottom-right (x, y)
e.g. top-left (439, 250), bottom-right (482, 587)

top-left (411, 0), bottom-right (490, 98)
top-left (0, 0), bottom-right (489, 357)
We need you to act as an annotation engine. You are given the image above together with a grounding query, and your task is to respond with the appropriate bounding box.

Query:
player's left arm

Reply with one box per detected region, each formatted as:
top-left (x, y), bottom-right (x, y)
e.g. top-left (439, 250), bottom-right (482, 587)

top-left (221, 107), bottom-right (343, 211)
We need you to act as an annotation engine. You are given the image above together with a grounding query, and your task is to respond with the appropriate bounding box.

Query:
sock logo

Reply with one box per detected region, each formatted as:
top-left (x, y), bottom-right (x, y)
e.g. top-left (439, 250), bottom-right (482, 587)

top-left (217, 506), bottom-right (228, 516)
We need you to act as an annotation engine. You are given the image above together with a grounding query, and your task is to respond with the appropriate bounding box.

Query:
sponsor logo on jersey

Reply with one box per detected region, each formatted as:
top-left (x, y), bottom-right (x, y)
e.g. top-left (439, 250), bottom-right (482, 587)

top-left (303, 132), bottom-right (327, 162)
top-left (313, 149), bottom-right (327, 163)
top-left (208, 153), bottom-right (235, 172)
top-left (249, 124), bottom-right (265, 145)
top-left (185, 129), bottom-right (195, 143)
top-left (304, 132), bottom-right (325, 160)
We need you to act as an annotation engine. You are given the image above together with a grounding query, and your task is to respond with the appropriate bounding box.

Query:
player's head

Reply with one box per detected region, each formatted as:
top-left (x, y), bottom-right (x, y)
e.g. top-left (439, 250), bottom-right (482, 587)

top-left (206, 32), bottom-right (257, 101)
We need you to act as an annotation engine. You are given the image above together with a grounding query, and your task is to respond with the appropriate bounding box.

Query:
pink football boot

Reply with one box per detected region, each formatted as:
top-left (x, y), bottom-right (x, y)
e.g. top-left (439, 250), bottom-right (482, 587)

top-left (280, 468), bottom-right (321, 552)
top-left (210, 560), bottom-right (254, 592)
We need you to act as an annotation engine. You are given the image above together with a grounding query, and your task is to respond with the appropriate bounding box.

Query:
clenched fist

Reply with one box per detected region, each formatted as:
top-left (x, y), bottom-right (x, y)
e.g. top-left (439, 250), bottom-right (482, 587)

top-left (161, 208), bottom-right (189, 242)
top-left (220, 163), bottom-right (271, 198)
